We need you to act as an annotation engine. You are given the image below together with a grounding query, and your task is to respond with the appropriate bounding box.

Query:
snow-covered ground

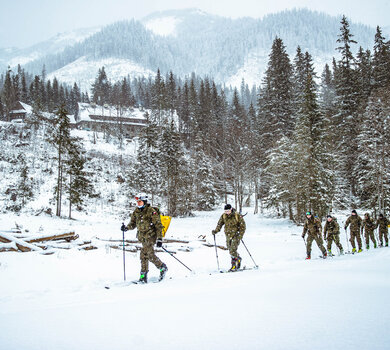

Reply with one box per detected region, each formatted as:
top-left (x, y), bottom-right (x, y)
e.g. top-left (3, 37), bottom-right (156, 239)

top-left (0, 209), bottom-right (389, 350)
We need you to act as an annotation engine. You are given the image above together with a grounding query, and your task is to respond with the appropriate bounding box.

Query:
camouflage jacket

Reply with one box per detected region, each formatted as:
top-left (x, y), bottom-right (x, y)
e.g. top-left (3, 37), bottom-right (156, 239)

top-left (303, 217), bottom-right (322, 237)
top-left (127, 204), bottom-right (163, 241)
top-left (377, 217), bottom-right (389, 232)
top-left (323, 219), bottom-right (340, 238)
top-left (362, 216), bottom-right (376, 233)
top-left (214, 209), bottom-right (246, 239)
top-left (345, 215), bottom-right (362, 232)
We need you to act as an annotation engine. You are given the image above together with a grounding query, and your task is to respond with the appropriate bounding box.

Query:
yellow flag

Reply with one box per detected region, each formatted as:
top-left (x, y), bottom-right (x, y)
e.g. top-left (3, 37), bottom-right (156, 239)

top-left (161, 215), bottom-right (172, 237)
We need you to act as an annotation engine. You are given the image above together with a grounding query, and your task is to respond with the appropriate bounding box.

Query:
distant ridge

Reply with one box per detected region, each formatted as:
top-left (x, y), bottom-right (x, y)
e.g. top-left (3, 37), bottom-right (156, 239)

top-left (1, 8), bottom-right (379, 89)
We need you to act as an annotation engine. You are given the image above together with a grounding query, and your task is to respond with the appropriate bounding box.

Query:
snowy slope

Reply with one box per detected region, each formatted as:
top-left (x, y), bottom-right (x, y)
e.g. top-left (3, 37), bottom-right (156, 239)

top-left (46, 56), bottom-right (154, 93)
top-left (1, 27), bottom-right (101, 70)
top-left (144, 16), bottom-right (182, 37)
top-left (0, 209), bottom-right (389, 350)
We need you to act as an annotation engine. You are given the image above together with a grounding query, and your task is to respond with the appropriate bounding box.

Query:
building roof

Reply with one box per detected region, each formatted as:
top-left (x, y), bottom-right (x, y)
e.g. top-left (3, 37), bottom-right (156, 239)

top-left (77, 103), bottom-right (148, 125)
top-left (9, 101), bottom-right (33, 115)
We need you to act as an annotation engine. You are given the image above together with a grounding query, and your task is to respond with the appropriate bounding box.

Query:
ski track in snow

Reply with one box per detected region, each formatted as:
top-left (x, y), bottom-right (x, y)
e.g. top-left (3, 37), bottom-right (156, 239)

top-left (0, 209), bottom-right (389, 350)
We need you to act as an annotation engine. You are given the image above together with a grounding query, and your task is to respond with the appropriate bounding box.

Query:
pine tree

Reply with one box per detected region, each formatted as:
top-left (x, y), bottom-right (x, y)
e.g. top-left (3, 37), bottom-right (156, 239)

top-left (17, 154), bottom-right (33, 209)
top-left (65, 139), bottom-right (93, 218)
top-left (47, 104), bottom-right (72, 217)
top-left (91, 67), bottom-right (111, 105)
top-left (1, 66), bottom-right (16, 121)
top-left (372, 26), bottom-right (390, 90)
top-left (257, 37), bottom-right (294, 200)
top-left (355, 87), bottom-right (390, 212)
top-left (158, 121), bottom-right (188, 216)
top-left (334, 15), bottom-right (360, 200)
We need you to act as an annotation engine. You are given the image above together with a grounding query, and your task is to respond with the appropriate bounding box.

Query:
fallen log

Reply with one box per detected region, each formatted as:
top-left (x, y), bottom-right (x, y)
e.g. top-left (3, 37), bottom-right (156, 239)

top-left (0, 232), bottom-right (43, 252)
top-left (25, 232), bottom-right (78, 243)
top-left (202, 243), bottom-right (228, 250)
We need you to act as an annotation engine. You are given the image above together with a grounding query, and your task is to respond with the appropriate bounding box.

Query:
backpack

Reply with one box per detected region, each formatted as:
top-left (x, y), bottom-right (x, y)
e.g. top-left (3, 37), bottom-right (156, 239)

top-left (151, 206), bottom-right (171, 237)
top-left (223, 212), bottom-right (241, 224)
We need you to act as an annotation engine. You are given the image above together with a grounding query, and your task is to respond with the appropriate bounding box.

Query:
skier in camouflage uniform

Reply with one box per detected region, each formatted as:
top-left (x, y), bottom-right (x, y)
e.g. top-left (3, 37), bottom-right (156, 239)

top-left (123, 193), bottom-right (167, 283)
top-left (212, 204), bottom-right (246, 271)
top-left (361, 213), bottom-right (377, 249)
top-left (344, 209), bottom-right (363, 253)
top-left (302, 211), bottom-right (327, 259)
top-left (376, 213), bottom-right (389, 247)
top-left (323, 215), bottom-right (344, 255)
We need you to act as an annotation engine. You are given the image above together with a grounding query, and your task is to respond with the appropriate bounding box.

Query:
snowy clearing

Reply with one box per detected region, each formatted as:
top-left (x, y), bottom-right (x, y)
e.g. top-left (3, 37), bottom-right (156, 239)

top-left (0, 209), bottom-right (389, 350)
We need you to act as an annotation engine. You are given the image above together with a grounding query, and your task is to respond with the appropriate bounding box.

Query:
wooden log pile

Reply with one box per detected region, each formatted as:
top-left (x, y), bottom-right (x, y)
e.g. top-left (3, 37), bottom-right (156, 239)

top-left (0, 229), bottom-right (96, 253)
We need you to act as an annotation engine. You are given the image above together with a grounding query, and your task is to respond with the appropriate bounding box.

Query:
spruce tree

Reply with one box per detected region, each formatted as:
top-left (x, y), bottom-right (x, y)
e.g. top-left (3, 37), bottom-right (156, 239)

top-left (335, 15), bottom-right (360, 200)
top-left (65, 139), bottom-right (93, 218)
top-left (47, 104), bottom-right (72, 217)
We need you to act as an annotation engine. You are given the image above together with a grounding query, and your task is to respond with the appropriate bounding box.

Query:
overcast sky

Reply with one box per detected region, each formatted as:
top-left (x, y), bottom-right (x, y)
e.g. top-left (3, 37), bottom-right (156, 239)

top-left (1, 0), bottom-right (389, 48)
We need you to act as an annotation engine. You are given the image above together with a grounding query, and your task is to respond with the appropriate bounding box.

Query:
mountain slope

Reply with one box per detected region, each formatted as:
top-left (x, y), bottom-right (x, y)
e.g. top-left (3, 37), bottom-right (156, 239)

top-left (4, 8), bottom-right (379, 88)
top-left (0, 27), bottom-right (100, 70)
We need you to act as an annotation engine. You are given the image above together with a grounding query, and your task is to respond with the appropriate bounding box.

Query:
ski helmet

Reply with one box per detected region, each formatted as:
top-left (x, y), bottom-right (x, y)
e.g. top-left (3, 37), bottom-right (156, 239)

top-left (135, 193), bottom-right (148, 203)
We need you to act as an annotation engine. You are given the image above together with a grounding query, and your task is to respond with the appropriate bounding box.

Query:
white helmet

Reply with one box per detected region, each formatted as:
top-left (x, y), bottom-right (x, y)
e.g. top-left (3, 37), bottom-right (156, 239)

top-left (135, 193), bottom-right (148, 202)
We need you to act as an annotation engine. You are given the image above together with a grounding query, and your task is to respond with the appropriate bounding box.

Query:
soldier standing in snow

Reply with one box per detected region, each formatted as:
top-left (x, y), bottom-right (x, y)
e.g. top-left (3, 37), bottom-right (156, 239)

top-left (323, 215), bottom-right (344, 255)
top-left (361, 213), bottom-right (377, 249)
top-left (376, 213), bottom-right (389, 247)
top-left (302, 211), bottom-right (327, 259)
top-left (122, 193), bottom-right (167, 283)
top-left (344, 209), bottom-right (363, 253)
top-left (212, 204), bottom-right (246, 271)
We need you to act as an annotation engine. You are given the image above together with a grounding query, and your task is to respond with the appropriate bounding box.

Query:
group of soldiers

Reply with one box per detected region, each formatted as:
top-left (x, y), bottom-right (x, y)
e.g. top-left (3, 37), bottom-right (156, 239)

top-left (123, 192), bottom-right (389, 282)
top-left (302, 210), bottom-right (389, 259)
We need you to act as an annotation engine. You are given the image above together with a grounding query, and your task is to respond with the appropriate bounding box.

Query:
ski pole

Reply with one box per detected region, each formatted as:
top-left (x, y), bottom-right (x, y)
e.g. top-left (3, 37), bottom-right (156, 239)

top-left (374, 228), bottom-right (380, 246)
top-left (161, 246), bottom-right (192, 272)
top-left (121, 223), bottom-right (126, 281)
top-left (344, 227), bottom-right (350, 253)
top-left (241, 239), bottom-right (258, 268)
top-left (213, 234), bottom-right (220, 271)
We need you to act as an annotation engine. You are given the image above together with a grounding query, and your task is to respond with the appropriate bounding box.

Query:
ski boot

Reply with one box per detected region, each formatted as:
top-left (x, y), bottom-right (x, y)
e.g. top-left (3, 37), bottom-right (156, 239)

top-left (352, 248), bottom-right (356, 254)
top-left (379, 243), bottom-right (383, 248)
top-left (159, 263), bottom-right (168, 281)
top-left (374, 242), bottom-right (377, 248)
top-left (328, 249), bottom-right (333, 256)
top-left (305, 255), bottom-right (311, 260)
top-left (358, 248), bottom-right (363, 253)
top-left (229, 257), bottom-right (238, 271)
top-left (322, 252), bottom-right (327, 259)
top-left (339, 249), bottom-right (344, 255)
top-left (139, 272), bottom-right (148, 284)
top-left (386, 242), bottom-right (389, 247)
top-left (237, 256), bottom-right (242, 269)
top-left (366, 244), bottom-right (369, 250)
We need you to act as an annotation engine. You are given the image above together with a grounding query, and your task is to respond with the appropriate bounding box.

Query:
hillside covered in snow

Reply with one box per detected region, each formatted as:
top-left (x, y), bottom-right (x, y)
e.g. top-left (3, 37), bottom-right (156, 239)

top-left (1, 8), bottom-right (380, 89)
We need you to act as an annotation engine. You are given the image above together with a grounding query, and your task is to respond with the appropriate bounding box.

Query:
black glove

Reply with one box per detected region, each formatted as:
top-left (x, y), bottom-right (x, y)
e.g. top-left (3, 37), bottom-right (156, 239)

top-left (344, 226), bottom-right (347, 230)
top-left (121, 223), bottom-right (128, 232)
top-left (156, 238), bottom-right (162, 247)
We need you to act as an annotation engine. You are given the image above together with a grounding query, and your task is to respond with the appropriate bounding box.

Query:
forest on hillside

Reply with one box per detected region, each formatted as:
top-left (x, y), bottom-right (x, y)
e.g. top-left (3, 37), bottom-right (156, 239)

top-left (0, 17), bottom-right (389, 222)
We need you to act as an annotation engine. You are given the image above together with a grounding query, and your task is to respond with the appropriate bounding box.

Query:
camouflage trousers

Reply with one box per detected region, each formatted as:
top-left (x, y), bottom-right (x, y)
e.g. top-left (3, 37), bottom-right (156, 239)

top-left (139, 237), bottom-right (163, 273)
top-left (326, 234), bottom-right (343, 252)
top-left (306, 234), bottom-right (327, 256)
top-left (364, 230), bottom-right (377, 246)
top-left (379, 230), bottom-right (389, 245)
top-left (349, 230), bottom-right (362, 249)
top-left (226, 235), bottom-right (241, 259)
